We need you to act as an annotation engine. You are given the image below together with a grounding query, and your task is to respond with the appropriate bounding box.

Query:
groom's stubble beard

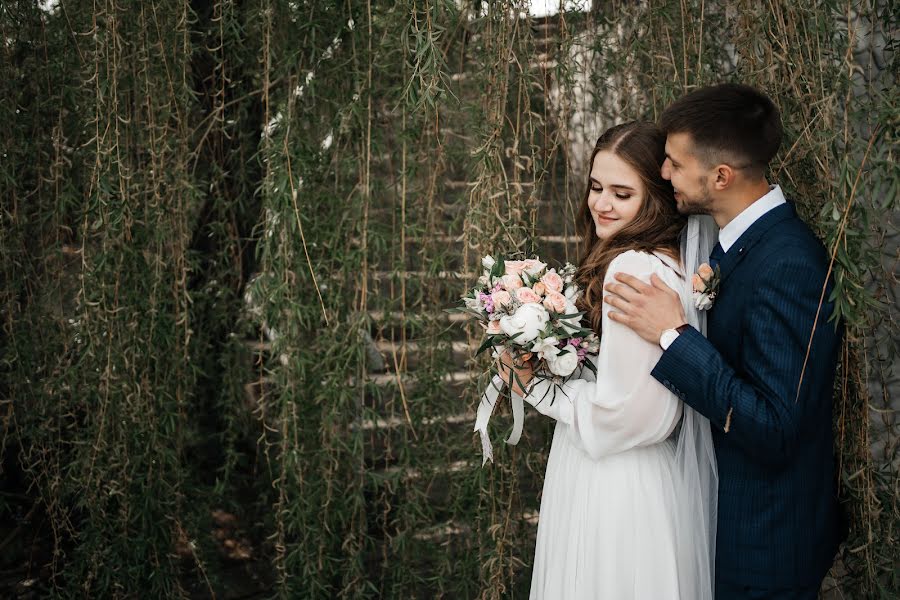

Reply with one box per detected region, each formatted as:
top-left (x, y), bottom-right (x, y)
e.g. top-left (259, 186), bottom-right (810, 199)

top-left (675, 175), bottom-right (714, 216)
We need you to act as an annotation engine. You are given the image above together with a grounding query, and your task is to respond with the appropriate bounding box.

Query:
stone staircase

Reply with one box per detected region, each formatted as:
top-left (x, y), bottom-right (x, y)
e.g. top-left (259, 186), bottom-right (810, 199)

top-left (241, 13), bottom-right (585, 589)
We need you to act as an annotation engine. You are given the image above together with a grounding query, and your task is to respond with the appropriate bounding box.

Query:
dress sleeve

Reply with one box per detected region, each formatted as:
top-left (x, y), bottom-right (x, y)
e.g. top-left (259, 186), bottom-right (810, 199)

top-left (520, 250), bottom-right (684, 459)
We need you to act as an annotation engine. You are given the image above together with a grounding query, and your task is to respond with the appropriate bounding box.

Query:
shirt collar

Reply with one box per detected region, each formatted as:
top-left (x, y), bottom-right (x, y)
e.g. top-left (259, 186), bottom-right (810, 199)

top-left (718, 184), bottom-right (786, 252)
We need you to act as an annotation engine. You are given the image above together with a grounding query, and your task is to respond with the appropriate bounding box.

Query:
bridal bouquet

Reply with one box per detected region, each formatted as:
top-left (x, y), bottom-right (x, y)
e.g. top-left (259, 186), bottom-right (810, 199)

top-left (447, 255), bottom-right (600, 465)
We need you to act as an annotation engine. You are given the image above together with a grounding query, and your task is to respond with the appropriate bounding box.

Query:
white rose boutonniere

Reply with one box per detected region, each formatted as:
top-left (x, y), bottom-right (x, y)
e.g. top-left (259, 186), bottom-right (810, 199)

top-left (692, 263), bottom-right (720, 310)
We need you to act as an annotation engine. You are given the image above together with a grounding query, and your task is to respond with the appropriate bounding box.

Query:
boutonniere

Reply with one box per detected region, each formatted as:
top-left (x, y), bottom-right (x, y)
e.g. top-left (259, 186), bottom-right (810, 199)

top-left (691, 263), bottom-right (721, 311)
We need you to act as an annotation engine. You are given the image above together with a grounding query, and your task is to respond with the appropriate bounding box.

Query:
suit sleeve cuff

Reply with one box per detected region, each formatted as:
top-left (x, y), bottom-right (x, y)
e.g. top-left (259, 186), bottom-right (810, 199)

top-left (651, 326), bottom-right (731, 428)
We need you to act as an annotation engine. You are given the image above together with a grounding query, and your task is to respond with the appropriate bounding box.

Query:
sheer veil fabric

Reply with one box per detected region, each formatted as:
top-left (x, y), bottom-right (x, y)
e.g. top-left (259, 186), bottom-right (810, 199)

top-left (673, 214), bottom-right (719, 600)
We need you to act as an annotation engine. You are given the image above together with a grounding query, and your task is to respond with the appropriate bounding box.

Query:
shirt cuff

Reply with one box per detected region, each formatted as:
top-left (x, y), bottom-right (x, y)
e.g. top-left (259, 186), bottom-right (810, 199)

top-left (659, 330), bottom-right (679, 350)
top-left (660, 324), bottom-right (692, 350)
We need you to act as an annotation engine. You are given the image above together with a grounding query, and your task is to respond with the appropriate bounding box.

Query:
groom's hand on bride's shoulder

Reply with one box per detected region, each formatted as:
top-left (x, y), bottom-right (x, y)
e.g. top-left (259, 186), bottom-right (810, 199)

top-left (603, 273), bottom-right (686, 346)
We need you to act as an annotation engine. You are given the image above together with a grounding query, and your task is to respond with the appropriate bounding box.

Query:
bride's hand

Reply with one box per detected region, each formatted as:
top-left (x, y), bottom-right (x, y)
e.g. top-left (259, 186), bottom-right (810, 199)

top-left (498, 350), bottom-right (534, 396)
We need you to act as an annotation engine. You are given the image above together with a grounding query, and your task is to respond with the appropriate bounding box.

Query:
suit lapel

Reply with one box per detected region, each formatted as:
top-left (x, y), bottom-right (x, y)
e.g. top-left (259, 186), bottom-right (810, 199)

top-left (717, 201), bottom-right (797, 285)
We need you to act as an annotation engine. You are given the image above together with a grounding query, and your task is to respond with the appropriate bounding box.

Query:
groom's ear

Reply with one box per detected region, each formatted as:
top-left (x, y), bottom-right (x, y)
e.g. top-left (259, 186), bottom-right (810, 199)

top-left (712, 164), bottom-right (737, 191)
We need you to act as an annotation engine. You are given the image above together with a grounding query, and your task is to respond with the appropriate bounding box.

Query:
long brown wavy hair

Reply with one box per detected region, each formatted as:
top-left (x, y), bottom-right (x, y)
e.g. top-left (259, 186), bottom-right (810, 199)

top-left (575, 121), bottom-right (686, 336)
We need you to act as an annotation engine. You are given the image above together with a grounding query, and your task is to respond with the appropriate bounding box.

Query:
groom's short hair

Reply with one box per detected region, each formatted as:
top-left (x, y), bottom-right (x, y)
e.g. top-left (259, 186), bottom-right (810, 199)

top-left (660, 83), bottom-right (782, 178)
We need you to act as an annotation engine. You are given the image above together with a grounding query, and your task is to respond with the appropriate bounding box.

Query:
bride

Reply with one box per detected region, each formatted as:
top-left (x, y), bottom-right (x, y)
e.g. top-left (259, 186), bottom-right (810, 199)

top-left (498, 121), bottom-right (718, 599)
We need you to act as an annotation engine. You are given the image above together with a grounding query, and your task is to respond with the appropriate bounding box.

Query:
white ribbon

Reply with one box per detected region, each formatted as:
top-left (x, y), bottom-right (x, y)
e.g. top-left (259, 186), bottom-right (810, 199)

top-left (473, 373), bottom-right (525, 466)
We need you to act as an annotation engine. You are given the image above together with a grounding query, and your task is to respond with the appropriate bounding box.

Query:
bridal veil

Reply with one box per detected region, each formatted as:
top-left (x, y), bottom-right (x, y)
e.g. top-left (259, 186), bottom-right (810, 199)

top-left (673, 214), bottom-right (719, 600)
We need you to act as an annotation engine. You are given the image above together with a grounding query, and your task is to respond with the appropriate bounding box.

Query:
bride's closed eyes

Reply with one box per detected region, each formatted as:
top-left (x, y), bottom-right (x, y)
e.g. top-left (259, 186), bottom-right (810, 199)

top-left (590, 181), bottom-right (634, 200)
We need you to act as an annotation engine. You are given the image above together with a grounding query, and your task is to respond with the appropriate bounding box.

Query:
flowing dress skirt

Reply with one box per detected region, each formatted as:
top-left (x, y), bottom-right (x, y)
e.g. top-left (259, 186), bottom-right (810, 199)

top-left (529, 422), bottom-right (681, 599)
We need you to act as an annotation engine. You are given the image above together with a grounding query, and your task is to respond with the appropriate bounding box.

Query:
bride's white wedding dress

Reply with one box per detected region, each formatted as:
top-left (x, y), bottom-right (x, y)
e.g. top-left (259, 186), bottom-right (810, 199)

top-left (520, 249), bottom-right (691, 599)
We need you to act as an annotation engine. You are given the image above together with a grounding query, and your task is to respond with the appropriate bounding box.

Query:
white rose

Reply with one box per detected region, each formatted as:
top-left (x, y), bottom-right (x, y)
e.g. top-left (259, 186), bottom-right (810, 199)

top-left (499, 303), bottom-right (549, 343)
top-left (482, 255), bottom-right (495, 271)
top-left (693, 291), bottom-right (714, 311)
top-left (464, 294), bottom-right (483, 311)
top-left (522, 259), bottom-right (547, 277)
top-left (530, 336), bottom-right (561, 361)
top-left (558, 301), bottom-right (582, 333)
top-left (547, 350), bottom-right (578, 376)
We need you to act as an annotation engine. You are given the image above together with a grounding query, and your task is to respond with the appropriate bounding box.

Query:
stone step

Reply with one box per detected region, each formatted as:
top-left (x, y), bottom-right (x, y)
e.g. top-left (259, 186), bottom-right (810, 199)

top-left (350, 407), bottom-right (477, 432)
top-left (241, 315), bottom-right (485, 373)
top-left (384, 233), bottom-right (581, 245)
top-left (367, 309), bottom-right (472, 343)
top-left (368, 308), bottom-right (468, 328)
top-left (359, 406), bottom-right (553, 470)
top-left (364, 447), bottom-right (547, 534)
top-left (361, 222), bottom-right (582, 250)
top-left (367, 269), bottom-right (477, 280)
top-left (411, 509), bottom-right (540, 543)
top-left (242, 370), bottom-right (548, 438)
top-left (368, 196), bottom-right (575, 223)
top-left (373, 458), bottom-right (475, 481)
top-left (368, 194), bottom-right (573, 213)
top-left (363, 270), bottom-right (476, 304)
top-left (529, 58), bottom-right (558, 70)
top-left (354, 371), bottom-right (482, 415)
top-left (368, 309), bottom-right (470, 325)
top-left (365, 232), bottom-right (584, 272)
top-left (309, 270), bottom-right (477, 306)
top-left (373, 339), bottom-right (477, 371)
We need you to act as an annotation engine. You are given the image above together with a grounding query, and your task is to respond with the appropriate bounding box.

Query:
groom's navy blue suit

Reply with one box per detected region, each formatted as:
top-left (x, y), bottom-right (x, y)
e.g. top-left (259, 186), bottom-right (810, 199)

top-left (652, 201), bottom-right (844, 598)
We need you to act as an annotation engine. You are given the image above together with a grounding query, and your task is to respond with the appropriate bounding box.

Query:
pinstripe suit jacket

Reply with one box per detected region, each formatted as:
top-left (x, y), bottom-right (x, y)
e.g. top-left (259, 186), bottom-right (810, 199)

top-left (652, 201), bottom-right (844, 590)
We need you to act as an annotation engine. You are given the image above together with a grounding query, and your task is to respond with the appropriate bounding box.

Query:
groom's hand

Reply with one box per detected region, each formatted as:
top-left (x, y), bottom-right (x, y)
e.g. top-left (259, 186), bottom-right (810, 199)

top-left (604, 273), bottom-right (686, 345)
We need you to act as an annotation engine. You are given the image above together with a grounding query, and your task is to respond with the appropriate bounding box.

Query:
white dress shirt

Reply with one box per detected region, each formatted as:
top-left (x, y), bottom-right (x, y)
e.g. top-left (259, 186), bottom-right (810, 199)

top-left (718, 184), bottom-right (786, 252)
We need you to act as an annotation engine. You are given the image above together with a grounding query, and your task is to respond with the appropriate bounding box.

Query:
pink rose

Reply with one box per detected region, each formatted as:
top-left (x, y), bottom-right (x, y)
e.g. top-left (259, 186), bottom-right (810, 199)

top-left (501, 274), bottom-right (524, 290)
top-left (516, 287), bottom-right (542, 304)
top-left (491, 290), bottom-right (512, 308)
top-left (486, 320), bottom-right (502, 334)
top-left (542, 291), bottom-right (567, 313)
top-left (540, 271), bottom-right (564, 293)
top-left (692, 273), bottom-right (705, 293)
top-left (504, 260), bottom-right (528, 276)
top-left (697, 263), bottom-right (714, 280)
top-left (532, 282), bottom-right (547, 296)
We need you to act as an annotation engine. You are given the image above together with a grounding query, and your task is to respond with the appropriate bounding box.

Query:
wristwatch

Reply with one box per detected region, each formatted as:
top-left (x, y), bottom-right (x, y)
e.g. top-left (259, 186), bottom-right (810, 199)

top-left (659, 323), bottom-right (691, 350)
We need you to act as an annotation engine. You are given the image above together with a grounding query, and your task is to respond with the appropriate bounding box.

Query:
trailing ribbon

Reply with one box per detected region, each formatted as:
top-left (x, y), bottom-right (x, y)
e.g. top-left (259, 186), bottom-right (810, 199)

top-left (473, 373), bottom-right (525, 466)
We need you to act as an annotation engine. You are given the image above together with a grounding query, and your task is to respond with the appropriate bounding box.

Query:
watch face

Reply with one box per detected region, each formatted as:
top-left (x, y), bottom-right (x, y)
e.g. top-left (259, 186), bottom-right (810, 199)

top-left (660, 329), bottom-right (681, 349)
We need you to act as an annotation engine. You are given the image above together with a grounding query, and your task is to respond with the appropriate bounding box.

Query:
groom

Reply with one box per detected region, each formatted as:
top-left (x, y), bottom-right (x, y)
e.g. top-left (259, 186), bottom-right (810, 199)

top-left (604, 84), bottom-right (844, 599)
